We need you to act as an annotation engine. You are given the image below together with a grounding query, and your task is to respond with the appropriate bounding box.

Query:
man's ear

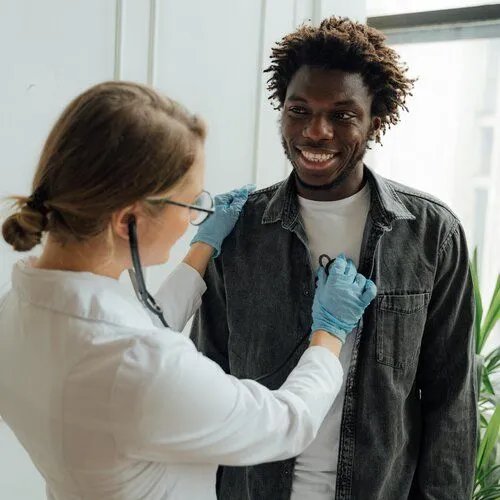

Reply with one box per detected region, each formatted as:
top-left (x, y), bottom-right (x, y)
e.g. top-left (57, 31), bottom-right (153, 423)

top-left (111, 204), bottom-right (140, 241)
top-left (370, 116), bottom-right (382, 141)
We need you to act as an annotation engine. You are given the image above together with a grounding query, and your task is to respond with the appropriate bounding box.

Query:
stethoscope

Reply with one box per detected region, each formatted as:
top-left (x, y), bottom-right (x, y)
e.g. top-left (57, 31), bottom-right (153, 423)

top-left (127, 216), bottom-right (169, 328)
top-left (126, 214), bottom-right (380, 384)
top-left (127, 224), bottom-right (338, 383)
top-left (253, 254), bottom-right (337, 382)
top-left (254, 246), bottom-right (381, 383)
top-left (126, 214), bottom-right (335, 380)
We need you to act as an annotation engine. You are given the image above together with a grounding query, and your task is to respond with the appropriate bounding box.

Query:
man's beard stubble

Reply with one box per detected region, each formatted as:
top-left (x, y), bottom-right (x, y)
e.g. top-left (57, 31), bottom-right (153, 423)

top-left (281, 135), bottom-right (368, 191)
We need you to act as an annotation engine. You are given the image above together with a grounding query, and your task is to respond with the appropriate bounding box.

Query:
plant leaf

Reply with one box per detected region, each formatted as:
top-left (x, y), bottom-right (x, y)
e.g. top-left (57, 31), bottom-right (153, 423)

top-left (480, 413), bottom-right (489, 429)
top-left (479, 274), bottom-right (500, 351)
top-left (480, 393), bottom-right (500, 407)
top-left (474, 486), bottom-right (500, 500)
top-left (482, 371), bottom-right (495, 395)
top-left (470, 249), bottom-right (484, 353)
top-left (475, 464), bottom-right (500, 485)
top-left (485, 346), bottom-right (500, 372)
top-left (477, 405), bottom-right (500, 472)
top-left (479, 392), bottom-right (500, 411)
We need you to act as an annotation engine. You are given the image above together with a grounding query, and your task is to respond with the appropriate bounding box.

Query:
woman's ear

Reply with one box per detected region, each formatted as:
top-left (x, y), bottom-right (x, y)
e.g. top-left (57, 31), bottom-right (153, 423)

top-left (111, 205), bottom-right (140, 241)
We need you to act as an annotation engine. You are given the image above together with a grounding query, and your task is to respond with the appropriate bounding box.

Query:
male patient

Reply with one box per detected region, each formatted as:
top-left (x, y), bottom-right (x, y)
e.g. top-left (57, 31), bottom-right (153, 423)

top-left (191, 16), bottom-right (476, 500)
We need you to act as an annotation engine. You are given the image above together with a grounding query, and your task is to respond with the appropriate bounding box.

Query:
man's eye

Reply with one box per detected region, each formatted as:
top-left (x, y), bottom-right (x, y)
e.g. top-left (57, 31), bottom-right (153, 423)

top-left (335, 112), bottom-right (354, 120)
top-left (288, 107), bottom-right (308, 115)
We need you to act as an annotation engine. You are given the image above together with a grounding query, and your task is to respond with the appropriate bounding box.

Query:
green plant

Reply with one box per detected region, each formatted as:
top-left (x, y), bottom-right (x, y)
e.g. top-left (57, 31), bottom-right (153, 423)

top-left (471, 248), bottom-right (500, 500)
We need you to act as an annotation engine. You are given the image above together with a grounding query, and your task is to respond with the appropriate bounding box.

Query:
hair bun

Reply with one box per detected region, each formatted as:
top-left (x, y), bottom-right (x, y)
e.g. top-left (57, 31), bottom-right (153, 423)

top-left (2, 206), bottom-right (47, 252)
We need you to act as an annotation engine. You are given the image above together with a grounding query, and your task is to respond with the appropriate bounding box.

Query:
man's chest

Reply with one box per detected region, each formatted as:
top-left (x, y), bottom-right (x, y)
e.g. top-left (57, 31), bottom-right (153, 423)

top-left (298, 193), bottom-right (370, 268)
top-left (224, 224), bottom-right (433, 386)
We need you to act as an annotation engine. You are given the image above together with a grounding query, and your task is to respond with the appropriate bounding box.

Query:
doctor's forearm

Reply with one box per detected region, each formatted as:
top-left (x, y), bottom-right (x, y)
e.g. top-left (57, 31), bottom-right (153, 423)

top-left (310, 330), bottom-right (342, 357)
top-left (183, 242), bottom-right (214, 278)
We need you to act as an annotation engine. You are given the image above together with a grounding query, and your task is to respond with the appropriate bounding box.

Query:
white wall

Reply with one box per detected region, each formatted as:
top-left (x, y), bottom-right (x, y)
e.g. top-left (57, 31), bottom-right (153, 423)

top-left (3, 1), bottom-right (494, 497)
top-left (0, 0), bottom-right (117, 287)
top-left (0, 1), bottom-right (117, 497)
top-left (0, 1), bottom-right (364, 498)
top-left (0, 0), bottom-right (366, 291)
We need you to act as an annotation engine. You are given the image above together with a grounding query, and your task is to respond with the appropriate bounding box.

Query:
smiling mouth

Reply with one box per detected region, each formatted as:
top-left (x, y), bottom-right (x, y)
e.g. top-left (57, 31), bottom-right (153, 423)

top-left (295, 147), bottom-right (341, 171)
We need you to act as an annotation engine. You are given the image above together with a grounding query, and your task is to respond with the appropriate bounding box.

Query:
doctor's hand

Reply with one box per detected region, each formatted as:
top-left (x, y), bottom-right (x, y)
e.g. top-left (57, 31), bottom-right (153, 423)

top-left (191, 184), bottom-right (256, 257)
top-left (311, 254), bottom-right (377, 344)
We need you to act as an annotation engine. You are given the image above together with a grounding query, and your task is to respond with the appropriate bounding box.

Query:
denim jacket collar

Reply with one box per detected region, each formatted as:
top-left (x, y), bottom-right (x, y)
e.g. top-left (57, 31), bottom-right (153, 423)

top-left (262, 166), bottom-right (415, 230)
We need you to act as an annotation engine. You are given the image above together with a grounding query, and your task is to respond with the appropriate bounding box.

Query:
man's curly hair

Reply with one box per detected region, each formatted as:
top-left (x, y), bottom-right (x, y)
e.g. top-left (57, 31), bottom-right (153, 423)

top-left (265, 17), bottom-right (415, 143)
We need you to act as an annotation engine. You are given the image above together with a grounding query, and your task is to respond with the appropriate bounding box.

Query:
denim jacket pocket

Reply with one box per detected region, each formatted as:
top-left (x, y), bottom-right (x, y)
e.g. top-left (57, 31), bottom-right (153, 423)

top-left (376, 292), bottom-right (430, 370)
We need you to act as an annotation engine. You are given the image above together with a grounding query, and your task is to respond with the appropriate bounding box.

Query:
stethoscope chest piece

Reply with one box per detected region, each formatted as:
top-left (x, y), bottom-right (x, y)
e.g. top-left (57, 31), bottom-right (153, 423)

top-left (318, 254), bottom-right (336, 276)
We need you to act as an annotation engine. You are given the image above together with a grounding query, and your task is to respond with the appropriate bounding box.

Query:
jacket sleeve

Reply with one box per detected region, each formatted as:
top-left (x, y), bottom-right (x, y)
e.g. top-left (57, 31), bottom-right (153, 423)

top-left (411, 221), bottom-right (477, 499)
top-left (111, 333), bottom-right (343, 466)
top-left (154, 263), bottom-right (207, 333)
top-left (189, 256), bottom-right (231, 373)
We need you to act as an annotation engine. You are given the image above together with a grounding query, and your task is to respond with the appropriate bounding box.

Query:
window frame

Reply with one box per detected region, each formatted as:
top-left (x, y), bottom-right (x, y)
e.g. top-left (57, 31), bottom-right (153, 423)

top-left (367, 2), bottom-right (500, 283)
top-left (367, 4), bottom-right (500, 44)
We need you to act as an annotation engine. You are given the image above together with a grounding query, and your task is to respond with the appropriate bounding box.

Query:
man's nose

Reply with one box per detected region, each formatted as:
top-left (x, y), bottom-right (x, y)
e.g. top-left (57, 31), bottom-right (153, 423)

top-left (303, 114), bottom-right (334, 141)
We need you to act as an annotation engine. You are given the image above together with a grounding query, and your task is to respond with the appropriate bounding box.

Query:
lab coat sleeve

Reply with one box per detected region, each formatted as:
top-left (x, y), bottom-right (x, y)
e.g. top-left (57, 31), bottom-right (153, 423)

top-left (111, 333), bottom-right (343, 466)
top-left (154, 263), bottom-right (207, 333)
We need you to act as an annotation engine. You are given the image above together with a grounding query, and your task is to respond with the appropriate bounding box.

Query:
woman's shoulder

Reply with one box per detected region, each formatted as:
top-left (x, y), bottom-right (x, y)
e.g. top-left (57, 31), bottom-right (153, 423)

top-left (107, 327), bottom-right (200, 385)
top-left (66, 325), bottom-right (195, 387)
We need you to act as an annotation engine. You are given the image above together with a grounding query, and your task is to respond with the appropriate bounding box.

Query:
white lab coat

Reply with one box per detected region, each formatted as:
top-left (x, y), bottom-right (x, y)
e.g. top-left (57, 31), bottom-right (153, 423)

top-left (0, 259), bottom-right (343, 500)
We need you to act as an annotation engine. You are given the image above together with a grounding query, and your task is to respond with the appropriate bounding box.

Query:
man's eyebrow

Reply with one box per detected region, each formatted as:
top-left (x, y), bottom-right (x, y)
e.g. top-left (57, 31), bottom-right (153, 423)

top-left (286, 95), bottom-right (360, 107)
top-left (334, 99), bottom-right (358, 106)
top-left (286, 94), bottom-right (308, 102)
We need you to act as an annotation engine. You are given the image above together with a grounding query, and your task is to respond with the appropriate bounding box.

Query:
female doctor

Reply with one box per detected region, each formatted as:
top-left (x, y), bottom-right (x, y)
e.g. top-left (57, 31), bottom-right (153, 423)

top-left (0, 81), bottom-right (376, 500)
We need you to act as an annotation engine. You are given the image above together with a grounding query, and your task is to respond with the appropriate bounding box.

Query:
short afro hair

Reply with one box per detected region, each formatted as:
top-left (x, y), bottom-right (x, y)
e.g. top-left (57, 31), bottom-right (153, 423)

top-left (265, 16), bottom-right (415, 143)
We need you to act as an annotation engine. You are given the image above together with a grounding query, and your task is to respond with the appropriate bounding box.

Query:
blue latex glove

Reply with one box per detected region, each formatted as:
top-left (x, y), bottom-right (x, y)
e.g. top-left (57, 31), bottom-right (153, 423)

top-left (191, 184), bottom-right (256, 257)
top-left (311, 254), bottom-right (377, 343)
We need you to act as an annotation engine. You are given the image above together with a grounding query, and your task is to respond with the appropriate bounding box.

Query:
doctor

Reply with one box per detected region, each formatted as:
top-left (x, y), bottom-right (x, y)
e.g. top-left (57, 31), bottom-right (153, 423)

top-left (0, 81), bottom-right (376, 500)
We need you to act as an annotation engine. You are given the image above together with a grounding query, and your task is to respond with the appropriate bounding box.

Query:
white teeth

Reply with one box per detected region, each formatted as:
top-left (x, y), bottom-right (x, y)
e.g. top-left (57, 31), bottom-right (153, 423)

top-left (301, 150), bottom-right (335, 162)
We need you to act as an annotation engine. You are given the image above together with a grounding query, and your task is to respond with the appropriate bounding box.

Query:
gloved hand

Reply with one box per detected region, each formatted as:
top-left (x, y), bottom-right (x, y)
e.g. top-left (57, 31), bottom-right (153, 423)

top-left (191, 184), bottom-right (256, 257)
top-left (311, 254), bottom-right (377, 343)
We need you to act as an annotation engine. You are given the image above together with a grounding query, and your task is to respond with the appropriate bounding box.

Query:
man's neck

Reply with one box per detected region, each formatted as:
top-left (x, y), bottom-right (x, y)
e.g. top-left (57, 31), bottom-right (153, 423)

top-left (295, 164), bottom-right (365, 201)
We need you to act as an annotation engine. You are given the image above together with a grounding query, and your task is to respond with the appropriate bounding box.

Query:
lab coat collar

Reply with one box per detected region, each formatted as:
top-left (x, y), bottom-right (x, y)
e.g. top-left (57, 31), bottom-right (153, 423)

top-left (11, 259), bottom-right (154, 330)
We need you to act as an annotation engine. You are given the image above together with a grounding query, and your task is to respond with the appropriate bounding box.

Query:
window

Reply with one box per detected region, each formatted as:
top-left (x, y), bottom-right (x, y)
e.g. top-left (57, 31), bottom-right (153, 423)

top-left (366, 4), bottom-right (500, 308)
top-left (367, 0), bottom-right (500, 16)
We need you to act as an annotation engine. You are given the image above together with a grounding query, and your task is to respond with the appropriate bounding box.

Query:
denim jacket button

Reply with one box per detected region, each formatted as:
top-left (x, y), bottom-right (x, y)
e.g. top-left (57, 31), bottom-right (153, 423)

top-left (303, 289), bottom-right (311, 297)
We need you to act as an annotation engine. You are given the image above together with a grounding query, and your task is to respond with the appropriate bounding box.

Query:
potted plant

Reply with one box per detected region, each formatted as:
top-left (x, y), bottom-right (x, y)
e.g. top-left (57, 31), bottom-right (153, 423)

top-left (471, 248), bottom-right (500, 499)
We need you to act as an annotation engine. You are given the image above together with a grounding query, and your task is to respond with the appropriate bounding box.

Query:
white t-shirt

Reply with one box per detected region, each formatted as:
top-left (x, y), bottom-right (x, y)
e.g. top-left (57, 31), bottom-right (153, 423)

top-left (292, 184), bottom-right (371, 499)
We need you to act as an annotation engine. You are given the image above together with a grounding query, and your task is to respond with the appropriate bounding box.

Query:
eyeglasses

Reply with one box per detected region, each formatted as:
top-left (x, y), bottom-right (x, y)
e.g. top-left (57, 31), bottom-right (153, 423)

top-left (147, 190), bottom-right (214, 226)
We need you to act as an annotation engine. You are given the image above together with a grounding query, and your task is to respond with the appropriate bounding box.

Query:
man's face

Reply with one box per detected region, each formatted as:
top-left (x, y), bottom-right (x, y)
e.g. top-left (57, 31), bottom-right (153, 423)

top-left (281, 66), bottom-right (379, 189)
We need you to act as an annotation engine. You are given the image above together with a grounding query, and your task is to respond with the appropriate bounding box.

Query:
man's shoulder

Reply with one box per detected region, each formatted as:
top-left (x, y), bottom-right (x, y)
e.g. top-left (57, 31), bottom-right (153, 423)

top-left (384, 177), bottom-right (460, 227)
top-left (247, 181), bottom-right (283, 203)
top-left (223, 180), bottom-right (286, 251)
top-left (239, 180), bottom-right (284, 220)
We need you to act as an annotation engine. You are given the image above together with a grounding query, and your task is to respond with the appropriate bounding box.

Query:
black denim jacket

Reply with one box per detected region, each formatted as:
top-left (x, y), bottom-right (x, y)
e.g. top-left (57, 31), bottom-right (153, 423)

top-left (191, 167), bottom-right (476, 500)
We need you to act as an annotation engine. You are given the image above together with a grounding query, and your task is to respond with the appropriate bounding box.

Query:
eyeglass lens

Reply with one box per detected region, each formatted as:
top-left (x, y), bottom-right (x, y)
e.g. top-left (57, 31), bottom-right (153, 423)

top-left (190, 191), bottom-right (213, 226)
